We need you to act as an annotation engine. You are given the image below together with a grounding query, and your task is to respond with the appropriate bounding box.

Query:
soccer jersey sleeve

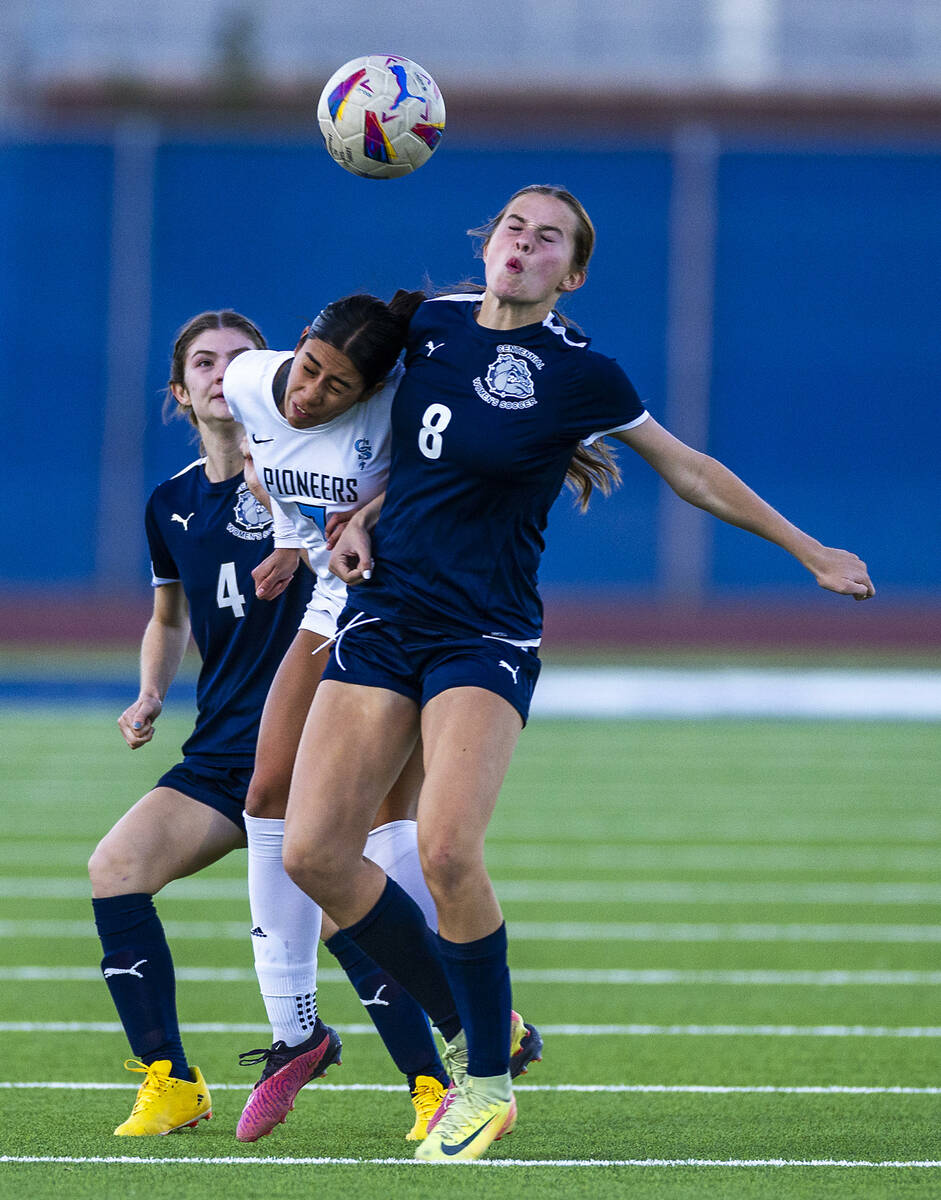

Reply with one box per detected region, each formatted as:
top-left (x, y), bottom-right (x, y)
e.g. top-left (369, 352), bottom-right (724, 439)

top-left (144, 493), bottom-right (179, 587)
top-left (565, 354), bottom-right (649, 445)
top-left (271, 496), bottom-right (305, 549)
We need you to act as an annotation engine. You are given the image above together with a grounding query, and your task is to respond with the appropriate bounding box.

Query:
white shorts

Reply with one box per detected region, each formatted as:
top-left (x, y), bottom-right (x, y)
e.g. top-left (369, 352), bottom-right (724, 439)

top-left (299, 592), bottom-right (341, 640)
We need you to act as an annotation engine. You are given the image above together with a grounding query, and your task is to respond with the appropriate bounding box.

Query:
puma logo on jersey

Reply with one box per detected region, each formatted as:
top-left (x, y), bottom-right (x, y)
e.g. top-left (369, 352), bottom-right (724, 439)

top-left (361, 984), bottom-right (390, 1008)
top-left (425, 340), bottom-right (445, 356)
top-left (103, 958), bottom-right (148, 979)
top-left (171, 512), bottom-right (195, 531)
top-left (498, 660), bottom-right (520, 683)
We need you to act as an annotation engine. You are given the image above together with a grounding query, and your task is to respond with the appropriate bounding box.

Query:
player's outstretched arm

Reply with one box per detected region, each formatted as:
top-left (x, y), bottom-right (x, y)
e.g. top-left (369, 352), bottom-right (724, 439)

top-left (328, 492), bottom-right (385, 584)
top-left (117, 582), bottom-right (191, 748)
top-left (614, 417), bottom-right (875, 600)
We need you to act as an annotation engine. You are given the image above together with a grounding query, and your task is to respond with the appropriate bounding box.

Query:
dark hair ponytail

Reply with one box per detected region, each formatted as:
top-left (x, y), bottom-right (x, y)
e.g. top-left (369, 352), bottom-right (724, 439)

top-left (307, 289), bottom-right (426, 390)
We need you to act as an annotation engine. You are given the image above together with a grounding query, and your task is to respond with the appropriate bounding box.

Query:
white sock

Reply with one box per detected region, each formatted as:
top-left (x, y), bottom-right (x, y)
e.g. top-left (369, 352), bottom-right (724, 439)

top-left (245, 814), bottom-right (323, 1047)
top-left (364, 819), bottom-right (438, 931)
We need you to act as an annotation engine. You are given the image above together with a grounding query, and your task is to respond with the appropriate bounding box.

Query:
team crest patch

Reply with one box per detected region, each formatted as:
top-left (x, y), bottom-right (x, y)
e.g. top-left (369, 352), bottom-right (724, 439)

top-left (473, 344), bottom-right (542, 410)
top-left (354, 437), bottom-right (373, 470)
top-left (226, 482), bottom-right (273, 541)
top-left (487, 354), bottom-right (534, 399)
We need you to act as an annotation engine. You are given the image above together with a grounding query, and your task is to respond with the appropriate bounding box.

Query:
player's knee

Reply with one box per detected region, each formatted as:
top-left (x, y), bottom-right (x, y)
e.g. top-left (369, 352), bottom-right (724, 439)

top-left (418, 835), bottom-right (476, 904)
top-left (88, 835), bottom-right (141, 894)
top-left (282, 836), bottom-right (335, 901)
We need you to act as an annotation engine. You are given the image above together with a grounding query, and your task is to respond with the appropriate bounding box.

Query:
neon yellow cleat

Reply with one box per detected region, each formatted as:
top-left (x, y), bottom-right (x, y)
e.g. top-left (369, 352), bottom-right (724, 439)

top-left (427, 1014), bottom-right (540, 1138)
top-left (509, 1009), bottom-right (543, 1077)
top-left (114, 1059), bottom-right (212, 1136)
top-left (405, 1074), bottom-right (448, 1141)
top-left (414, 1074), bottom-right (516, 1162)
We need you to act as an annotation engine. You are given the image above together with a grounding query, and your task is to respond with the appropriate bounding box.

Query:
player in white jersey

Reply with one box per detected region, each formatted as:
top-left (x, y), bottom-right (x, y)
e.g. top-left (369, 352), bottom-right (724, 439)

top-left (223, 292), bottom-right (454, 1142)
top-left (225, 293), bottom-right (542, 1140)
top-left (223, 340), bottom-right (397, 631)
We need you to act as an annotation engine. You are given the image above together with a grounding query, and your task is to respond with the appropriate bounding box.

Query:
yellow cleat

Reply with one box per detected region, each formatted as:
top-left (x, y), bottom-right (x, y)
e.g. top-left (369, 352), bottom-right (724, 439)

top-left (114, 1058), bottom-right (212, 1136)
top-left (414, 1074), bottom-right (516, 1163)
top-left (405, 1074), bottom-right (447, 1141)
top-left (509, 1010), bottom-right (543, 1077)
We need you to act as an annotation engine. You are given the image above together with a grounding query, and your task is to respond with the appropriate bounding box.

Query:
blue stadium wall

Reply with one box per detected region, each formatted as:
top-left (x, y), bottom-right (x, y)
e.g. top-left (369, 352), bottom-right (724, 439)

top-left (2, 133), bottom-right (938, 602)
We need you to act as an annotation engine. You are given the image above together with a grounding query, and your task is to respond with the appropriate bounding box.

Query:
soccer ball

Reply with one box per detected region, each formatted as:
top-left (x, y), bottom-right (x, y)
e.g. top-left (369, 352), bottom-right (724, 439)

top-left (317, 55), bottom-right (445, 180)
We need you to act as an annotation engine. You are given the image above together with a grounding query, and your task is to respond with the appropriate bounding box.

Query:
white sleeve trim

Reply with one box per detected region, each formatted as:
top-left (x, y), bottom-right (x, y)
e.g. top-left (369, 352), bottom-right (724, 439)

top-left (151, 573), bottom-right (179, 587)
top-left (581, 409), bottom-right (650, 446)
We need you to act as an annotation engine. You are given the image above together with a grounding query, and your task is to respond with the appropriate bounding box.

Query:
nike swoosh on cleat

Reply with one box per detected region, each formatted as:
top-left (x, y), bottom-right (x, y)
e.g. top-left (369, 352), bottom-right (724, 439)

top-left (440, 1113), bottom-right (498, 1156)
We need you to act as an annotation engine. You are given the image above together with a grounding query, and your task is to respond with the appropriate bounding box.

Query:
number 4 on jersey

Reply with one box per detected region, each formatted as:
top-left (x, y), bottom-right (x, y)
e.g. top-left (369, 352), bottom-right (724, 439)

top-left (216, 561), bottom-right (246, 618)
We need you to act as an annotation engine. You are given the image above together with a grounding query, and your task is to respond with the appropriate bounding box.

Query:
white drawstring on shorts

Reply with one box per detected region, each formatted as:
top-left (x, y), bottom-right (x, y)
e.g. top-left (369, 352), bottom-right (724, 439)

top-left (312, 610), bottom-right (380, 671)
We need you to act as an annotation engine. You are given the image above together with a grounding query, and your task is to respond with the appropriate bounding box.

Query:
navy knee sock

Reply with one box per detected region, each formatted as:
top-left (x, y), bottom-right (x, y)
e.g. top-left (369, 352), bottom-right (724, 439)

top-left (341, 876), bottom-right (461, 1043)
top-left (324, 929), bottom-right (447, 1085)
top-left (92, 893), bottom-right (189, 1081)
top-left (436, 922), bottom-right (511, 1079)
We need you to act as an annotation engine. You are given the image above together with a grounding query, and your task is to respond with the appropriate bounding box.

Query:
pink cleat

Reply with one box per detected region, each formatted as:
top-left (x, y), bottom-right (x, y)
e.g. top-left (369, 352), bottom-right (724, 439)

top-left (235, 1023), bottom-right (341, 1141)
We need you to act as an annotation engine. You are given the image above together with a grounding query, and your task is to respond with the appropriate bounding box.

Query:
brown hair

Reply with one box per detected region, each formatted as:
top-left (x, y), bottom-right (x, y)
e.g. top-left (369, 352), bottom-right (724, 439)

top-left (165, 309), bottom-right (267, 430)
top-left (471, 186), bottom-right (616, 511)
top-left (468, 184), bottom-right (596, 276)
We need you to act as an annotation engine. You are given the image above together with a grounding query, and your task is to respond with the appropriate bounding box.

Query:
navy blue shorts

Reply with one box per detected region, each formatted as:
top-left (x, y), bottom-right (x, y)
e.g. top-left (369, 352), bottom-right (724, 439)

top-left (321, 611), bottom-right (542, 725)
top-left (155, 756), bottom-right (252, 831)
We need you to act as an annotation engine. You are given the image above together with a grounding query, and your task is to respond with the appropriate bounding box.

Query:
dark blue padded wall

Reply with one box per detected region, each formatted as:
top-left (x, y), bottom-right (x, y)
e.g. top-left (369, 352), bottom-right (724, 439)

top-left (2, 134), bottom-right (938, 596)
top-left (0, 142), bottom-right (113, 582)
top-left (710, 147), bottom-right (941, 595)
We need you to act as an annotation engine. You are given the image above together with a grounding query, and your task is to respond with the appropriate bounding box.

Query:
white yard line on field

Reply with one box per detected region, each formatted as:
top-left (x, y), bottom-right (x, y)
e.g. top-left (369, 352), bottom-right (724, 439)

top-left (7, 919), bottom-right (941, 943)
top-left (1, 1154), bottom-right (940, 1168)
top-left (3, 1021), bottom-right (941, 1037)
top-left (3, 965), bottom-right (941, 985)
top-left (3, 1080), bottom-right (940, 1096)
top-left (5, 878), bottom-right (941, 903)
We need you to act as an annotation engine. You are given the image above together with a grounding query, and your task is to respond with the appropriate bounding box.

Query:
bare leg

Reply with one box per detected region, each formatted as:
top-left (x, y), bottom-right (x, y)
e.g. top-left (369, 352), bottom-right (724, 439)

top-left (90, 788), bottom-right (244, 897)
top-left (283, 679), bottom-right (421, 925)
top-left (246, 629), bottom-right (331, 819)
top-left (417, 688), bottom-right (522, 942)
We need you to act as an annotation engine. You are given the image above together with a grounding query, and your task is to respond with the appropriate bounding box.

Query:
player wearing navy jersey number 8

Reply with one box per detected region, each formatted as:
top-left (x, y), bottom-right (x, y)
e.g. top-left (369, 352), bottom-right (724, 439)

top-left (281, 185), bottom-right (875, 1163)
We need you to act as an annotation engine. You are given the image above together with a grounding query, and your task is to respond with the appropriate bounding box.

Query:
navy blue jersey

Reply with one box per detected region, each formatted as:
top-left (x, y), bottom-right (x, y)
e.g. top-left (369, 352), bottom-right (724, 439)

top-left (145, 459), bottom-right (310, 762)
top-left (355, 296), bottom-right (648, 642)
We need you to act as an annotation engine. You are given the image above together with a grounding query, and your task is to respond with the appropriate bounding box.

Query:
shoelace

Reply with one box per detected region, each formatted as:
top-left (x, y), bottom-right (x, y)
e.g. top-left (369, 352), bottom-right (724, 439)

top-left (431, 1079), bottom-right (504, 1143)
top-left (237, 1042), bottom-right (292, 1070)
top-left (441, 1040), bottom-right (468, 1087)
top-left (411, 1079), bottom-right (445, 1120)
top-left (123, 1059), bottom-right (171, 1112)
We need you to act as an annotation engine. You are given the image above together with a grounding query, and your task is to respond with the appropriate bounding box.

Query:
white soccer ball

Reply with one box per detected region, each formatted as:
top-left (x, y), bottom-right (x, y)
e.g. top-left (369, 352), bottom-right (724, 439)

top-left (317, 55), bottom-right (446, 180)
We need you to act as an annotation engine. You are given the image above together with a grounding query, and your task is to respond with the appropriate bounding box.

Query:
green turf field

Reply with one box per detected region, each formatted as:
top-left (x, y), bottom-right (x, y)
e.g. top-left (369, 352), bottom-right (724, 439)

top-left (1, 707), bottom-right (939, 1198)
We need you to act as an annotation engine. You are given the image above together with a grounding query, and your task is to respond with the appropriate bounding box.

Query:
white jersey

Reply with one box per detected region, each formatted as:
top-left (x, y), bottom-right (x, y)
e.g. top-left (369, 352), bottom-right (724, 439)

top-left (224, 348), bottom-right (398, 627)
